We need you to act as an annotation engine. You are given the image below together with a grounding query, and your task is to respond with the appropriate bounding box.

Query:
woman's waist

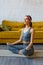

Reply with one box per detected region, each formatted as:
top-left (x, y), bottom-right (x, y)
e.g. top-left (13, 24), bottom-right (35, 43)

top-left (22, 40), bottom-right (30, 44)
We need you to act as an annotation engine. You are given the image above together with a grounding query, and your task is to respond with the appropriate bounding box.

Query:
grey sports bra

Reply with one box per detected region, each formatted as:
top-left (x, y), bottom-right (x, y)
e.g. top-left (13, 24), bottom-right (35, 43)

top-left (21, 27), bottom-right (31, 42)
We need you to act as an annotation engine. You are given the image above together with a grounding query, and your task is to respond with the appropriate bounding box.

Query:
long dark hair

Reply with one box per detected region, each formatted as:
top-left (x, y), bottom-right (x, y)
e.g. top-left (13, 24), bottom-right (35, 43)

top-left (25, 15), bottom-right (32, 27)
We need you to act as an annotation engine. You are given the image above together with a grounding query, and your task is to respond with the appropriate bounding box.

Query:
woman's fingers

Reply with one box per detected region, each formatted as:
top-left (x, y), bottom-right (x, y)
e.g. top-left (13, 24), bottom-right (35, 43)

top-left (7, 43), bottom-right (9, 45)
top-left (7, 42), bottom-right (12, 45)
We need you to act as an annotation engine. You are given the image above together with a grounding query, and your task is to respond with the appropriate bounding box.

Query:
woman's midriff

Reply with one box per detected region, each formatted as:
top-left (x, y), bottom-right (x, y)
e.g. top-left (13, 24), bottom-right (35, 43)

top-left (22, 40), bottom-right (30, 44)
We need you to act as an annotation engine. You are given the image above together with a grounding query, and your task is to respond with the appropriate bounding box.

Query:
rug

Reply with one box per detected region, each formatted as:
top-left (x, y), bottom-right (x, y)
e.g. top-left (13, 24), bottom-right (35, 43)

top-left (0, 50), bottom-right (43, 58)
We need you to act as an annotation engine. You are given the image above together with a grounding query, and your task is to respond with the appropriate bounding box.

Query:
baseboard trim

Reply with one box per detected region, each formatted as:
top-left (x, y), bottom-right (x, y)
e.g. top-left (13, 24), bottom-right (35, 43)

top-left (0, 43), bottom-right (6, 45)
top-left (33, 43), bottom-right (43, 45)
top-left (0, 43), bottom-right (43, 45)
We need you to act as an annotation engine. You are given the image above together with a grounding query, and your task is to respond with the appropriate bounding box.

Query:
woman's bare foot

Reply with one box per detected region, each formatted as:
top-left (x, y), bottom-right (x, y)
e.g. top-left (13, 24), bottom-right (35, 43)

top-left (18, 50), bottom-right (23, 55)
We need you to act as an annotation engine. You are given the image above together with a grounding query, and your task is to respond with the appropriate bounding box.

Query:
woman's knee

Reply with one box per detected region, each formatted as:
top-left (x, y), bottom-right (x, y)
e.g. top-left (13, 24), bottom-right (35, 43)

top-left (28, 48), bottom-right (34, 56)
top-left (22, 48), bottom-right (34, 56)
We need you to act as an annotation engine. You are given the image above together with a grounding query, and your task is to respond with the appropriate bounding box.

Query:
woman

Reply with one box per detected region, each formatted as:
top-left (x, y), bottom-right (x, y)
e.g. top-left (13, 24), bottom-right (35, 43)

top-left (7, 15), bottom-right (34, 56)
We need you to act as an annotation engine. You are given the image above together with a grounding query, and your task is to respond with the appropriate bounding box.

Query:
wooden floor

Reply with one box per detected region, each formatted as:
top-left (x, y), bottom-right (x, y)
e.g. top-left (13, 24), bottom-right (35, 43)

top-left (0, 56), bottom-right (43, 65)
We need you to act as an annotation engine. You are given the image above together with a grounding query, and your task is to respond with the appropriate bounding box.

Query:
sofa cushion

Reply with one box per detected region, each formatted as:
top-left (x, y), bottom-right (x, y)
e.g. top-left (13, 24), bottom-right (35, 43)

top-left (2, 20), bottom-right (25, 28)
top-left (32, 22), bottom-right (43, 28)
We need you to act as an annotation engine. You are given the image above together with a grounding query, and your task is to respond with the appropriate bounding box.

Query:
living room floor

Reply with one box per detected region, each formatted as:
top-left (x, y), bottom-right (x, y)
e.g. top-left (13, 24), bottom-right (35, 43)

top-left (0, 44), bottom-right (43, 65)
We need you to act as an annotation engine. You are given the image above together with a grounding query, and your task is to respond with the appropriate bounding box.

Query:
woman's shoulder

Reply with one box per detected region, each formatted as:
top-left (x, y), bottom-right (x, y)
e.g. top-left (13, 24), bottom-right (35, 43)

top-left (30, 27), bottom-right (34, 33)
top-left (30, 28), bottom-right (34, 31)
top-left (19, 28), bottom-right (24, 33)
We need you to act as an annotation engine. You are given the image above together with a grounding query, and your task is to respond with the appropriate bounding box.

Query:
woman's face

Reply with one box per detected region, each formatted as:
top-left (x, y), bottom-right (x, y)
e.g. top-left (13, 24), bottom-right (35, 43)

top-left (24, 16), bottom-right (30, 25)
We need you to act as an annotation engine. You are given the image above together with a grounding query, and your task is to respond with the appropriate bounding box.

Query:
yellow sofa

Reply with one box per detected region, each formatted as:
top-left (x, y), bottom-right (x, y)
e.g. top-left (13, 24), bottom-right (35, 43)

top-left (0, 20), bottom-right (43, 44)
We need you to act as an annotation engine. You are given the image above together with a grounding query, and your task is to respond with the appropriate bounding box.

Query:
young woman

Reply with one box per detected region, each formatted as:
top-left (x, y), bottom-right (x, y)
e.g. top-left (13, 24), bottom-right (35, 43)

top-left (7, 15), bottom-right (34, 56)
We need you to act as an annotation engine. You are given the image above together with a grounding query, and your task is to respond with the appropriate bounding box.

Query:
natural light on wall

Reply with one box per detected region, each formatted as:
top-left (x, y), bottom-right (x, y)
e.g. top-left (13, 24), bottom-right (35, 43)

top-left (0, 0), bottom-right (43, 24)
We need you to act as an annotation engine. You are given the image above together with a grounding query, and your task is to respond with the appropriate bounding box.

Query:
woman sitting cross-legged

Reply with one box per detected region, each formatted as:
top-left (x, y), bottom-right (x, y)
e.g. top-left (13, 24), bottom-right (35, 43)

top-left (7, 15), bottom-right (34, 56)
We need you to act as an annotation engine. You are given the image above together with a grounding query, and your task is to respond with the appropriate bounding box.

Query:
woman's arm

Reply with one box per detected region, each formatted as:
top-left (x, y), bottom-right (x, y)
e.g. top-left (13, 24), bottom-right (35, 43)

top-left (25, 28), bottom-right (34, 50)
top-left (7, 29), bottom-right (23, 45)
top-left (11, 31), bottom-right (22, 45)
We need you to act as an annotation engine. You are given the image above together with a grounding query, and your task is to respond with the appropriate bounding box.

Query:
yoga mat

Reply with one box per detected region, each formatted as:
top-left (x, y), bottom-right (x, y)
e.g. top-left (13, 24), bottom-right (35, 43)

top-left (0, 50), bottom-right (43, 58)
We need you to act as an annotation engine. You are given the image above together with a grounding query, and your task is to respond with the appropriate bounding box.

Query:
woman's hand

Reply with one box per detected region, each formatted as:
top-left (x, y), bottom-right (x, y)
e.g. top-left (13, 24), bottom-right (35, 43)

top-left (7, 42), bottom-right (14, 45)
top-left (25, 47), bottom-right (29, 50)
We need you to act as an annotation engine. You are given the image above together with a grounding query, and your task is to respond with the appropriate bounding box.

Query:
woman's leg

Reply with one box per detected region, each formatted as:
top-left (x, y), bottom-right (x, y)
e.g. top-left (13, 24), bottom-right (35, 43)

top-left (22, 46), bottom-right (34, 56)
top-left (7, 43), bottom-right (34, 56)
top-left (7, 44), bottom-right (24, 54)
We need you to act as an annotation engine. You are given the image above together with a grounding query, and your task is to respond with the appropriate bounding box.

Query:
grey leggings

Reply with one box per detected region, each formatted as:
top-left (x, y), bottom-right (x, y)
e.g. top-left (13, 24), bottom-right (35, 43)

top-left (7, 43), bottom-right (34, 56)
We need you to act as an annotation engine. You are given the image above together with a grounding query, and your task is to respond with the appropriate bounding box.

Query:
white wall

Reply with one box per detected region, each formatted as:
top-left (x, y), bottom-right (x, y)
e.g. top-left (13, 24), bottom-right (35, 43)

top-left (0, 0), bottom-right (43, 24)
